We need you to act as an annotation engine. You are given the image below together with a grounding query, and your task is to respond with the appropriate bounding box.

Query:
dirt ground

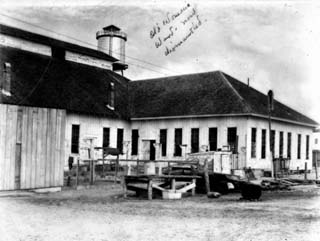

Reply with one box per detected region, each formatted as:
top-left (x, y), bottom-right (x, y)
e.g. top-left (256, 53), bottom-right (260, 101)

top-left (0, 182), bottom-right (320, 241)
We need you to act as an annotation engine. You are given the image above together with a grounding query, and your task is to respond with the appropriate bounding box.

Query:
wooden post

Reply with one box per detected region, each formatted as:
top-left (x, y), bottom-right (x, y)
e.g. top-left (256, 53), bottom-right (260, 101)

top-left (204, 159), bottom-right (210, 194)
top-left (90, 160), bottom-right (94, 185)
top-left (168, 162), bottom-right (171, 175)
top-left (315, 152), bottom-right (318, 180)
top-left (171, 178), bottom-right (176, 191)
top-left (115, 155), bottom-right (119, 183)
top-left (76, 158), bottom-right (79, 187)
top-left (102, 153), bottom-right (105, 178)
top-left (123, 176), bottom-right (127, 198)
top-left (304, 162), bottom-right (307, 180)
top-left (191, 178), bottom-right (196, 196)
top-left (147, 179), bottom-right (153, 200)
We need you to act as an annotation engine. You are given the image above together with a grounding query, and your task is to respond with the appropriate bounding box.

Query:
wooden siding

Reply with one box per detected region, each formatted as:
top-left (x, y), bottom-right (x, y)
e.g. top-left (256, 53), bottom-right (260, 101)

top-left (0, 104), bottom-right (66, 190)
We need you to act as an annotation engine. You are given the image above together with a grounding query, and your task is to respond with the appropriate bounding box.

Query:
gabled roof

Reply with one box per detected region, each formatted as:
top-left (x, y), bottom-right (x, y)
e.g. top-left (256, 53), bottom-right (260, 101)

top-left (0, 24), bottom-right (118, 62)
top-left (129, 71), bottom-right (318, 126)
top-left (0, 46), bottom-right (130, 119)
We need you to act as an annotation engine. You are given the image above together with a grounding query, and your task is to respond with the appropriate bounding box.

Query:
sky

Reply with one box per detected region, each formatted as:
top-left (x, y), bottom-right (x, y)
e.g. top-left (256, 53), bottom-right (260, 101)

top-left (0, 0), bottom-right (319, 124)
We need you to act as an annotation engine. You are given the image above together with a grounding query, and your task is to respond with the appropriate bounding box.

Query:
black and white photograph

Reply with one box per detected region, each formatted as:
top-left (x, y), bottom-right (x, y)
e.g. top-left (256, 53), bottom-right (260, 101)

top-left (0, 0), bottom-right (319, 240)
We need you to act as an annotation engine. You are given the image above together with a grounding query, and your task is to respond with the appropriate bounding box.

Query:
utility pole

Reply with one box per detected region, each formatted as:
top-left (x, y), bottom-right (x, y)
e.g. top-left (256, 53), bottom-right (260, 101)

top-left (268, 90), bottom-right (274, 178)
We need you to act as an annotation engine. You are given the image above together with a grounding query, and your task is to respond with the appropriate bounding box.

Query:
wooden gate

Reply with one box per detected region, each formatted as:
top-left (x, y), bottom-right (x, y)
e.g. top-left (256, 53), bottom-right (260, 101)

top-left (0, 104), bottom-right (66, 190)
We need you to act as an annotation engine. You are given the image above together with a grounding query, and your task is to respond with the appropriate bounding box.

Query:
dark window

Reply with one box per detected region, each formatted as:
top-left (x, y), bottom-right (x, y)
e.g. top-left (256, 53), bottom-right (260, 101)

top-left (131, 129), bottom-right (139, 155)
top-left (297, 134), bottom-right (301, 159)
top-left (209, 128), bottom-right (218, 151)
top-left (174, 128), bottom-right (182, 156)
top-left (271, 130), bottom-right (275, 155)
top-left (287, 132), bottom-right (291, 159)
top-left (306, 135), bottom-right (309, 160)
top-left (1, 62), bottom-right (11, 94)
top-left (102, 128), bottom-right (110, 148)
top-left (160, 129), bottom-right (167, 156)
top-left (251, 128), bottom-right (257, 158)
top-left (51, 46), bottom-right (65, 60)
top-left (227, 127), bottom-right (237, 153)
top-left (71, 125), bottom-right (80, 154)
top-left (191, 128), bottom-right (199, 153)
top-left (107, 82), bottom-right (115, 109)
top-left (117, 128), bottom-right (124, 154)
top-left (261, 129), bottom-right (266, 159)
top-left (279, 131), bottom-right (284, 157)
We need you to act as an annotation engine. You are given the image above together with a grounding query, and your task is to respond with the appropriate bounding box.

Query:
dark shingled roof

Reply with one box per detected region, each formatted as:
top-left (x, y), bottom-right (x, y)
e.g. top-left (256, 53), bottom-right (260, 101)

top-left (129, 71), bottom-right (318, 126)
top-left (0, 24), bottom-right (117, 62)
top-left (0, 46), bottom-right (130, 119)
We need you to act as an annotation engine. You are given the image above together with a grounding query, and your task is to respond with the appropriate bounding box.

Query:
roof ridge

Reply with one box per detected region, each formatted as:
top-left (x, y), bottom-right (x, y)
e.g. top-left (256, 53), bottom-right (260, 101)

top-left (132, 70), bottom-right (221, 82)
top-left (218, 71), bottom-right (252, 113)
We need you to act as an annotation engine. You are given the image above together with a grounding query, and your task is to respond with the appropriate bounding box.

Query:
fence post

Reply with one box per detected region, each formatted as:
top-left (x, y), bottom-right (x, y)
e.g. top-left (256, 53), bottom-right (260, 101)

top-left (304, 162), bottom-right (307, 180)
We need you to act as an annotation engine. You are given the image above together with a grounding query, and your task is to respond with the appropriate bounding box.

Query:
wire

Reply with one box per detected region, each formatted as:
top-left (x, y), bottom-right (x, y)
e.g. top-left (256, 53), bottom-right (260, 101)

top-left (0, 12), bottom-right (181, 76)
top-left (18, 58), bottom-right (52, 105)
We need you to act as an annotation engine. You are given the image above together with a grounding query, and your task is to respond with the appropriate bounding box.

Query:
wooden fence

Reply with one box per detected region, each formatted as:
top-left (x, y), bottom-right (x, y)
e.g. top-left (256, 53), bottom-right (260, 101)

top-left (0, 104), bottom-right (66, 190)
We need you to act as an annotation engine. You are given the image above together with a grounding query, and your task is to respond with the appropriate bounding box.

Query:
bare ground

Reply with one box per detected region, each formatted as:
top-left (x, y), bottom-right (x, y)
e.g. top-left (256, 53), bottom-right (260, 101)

top-left (0, 182), bottom-right (319, 241)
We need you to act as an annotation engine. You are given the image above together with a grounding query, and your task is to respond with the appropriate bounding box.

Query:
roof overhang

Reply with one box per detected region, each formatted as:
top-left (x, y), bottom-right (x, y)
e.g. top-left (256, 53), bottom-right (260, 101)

top-left (131, 113), bottom-right (318, 128)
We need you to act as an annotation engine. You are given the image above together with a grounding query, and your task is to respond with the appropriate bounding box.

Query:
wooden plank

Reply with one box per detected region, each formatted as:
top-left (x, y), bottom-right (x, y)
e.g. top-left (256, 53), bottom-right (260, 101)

top-left (35, 108), bottom-right (42, 188)
top-left (31, 108), bottom-right (38, 188)
top-left (14, 107), bottom-right (23, 189)
top-left (3, 105), bottom-right (10, 190)
top-left (10, 106), bottom-right (18, 190)
top-left (39, 108), bottom-right (48, 188)
top-left (0, 104), bottom-right (7, 190)
top-left (4, 105), bottom-right (17, 190)
top-left (25, 107), bottom-right (34, 188)
top-left (54, 110), bottom-right (62, 186)
top-left (4, 105), bottom-right (12, 190)
top-left (45, 109), bottom-right (52, 187)
top-left (59, 110), bottom-right (66, 186)
top-left (50, 109), bottom-right (57, 186)
top-left (20, 106), bottom-right (28, 189)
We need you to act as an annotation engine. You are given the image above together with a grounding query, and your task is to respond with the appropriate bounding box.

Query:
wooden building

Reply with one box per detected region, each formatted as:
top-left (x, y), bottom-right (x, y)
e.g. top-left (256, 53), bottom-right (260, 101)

top-left (0, 24), bottom-right (318, 190)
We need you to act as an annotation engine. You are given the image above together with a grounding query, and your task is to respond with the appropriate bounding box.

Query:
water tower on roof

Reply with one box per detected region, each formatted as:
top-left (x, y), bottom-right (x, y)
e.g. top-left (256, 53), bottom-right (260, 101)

top-left (96, 25), bottom-right (128, 72)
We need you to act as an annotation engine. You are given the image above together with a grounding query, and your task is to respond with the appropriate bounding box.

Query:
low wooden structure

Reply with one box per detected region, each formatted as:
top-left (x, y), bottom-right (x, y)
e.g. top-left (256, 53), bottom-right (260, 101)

top-left (123, 174), bottom-right (200, 200)
top-left (0, 104), bottom-right (66, 191)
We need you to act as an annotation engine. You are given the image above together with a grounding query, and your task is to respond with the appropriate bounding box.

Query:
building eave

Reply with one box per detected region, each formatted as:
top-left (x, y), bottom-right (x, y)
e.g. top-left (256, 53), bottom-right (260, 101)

top-left (131, 113), bottom-right (318, 128)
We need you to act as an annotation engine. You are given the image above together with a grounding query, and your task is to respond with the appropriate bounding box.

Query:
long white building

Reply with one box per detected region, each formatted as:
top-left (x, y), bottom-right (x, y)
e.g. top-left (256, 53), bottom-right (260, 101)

top-left (0, 24), bottom-right (318, 190)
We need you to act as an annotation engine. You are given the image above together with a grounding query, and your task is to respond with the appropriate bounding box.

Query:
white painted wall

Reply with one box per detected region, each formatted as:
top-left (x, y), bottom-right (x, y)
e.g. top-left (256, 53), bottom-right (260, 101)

top-left (0, 33), bottom-right (51, 56)
top-left (131, 116), bottom-right (249, 163)
top-left (312, 132), bottom-right (320, 151)
top-left (65, 113), bottom-right (130, 163)
top-left (64, 113), bottom-right (314, 171)
top-left (246, 117), bottom-right (313, 171)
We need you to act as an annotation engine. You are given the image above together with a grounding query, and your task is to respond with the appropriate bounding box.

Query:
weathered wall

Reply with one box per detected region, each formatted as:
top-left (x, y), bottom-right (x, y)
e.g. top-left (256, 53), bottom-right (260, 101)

top-left (131, 116), bottom-right (248, 164)
top-left (0, 104), bottom-right (66, 191)
top-left (65, 113), bottom-right (131, 162)
top-left (246, 117), bottom-right (313, 170)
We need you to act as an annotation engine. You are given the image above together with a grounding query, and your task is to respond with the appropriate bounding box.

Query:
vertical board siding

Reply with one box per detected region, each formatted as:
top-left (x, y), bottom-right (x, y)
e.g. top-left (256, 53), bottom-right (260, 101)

top-left (20, 106), bottom-right (28, 189)
top-left (0, 104), bottom-right (66, 191)
top-left (0, 105), bottom-right (7, 190)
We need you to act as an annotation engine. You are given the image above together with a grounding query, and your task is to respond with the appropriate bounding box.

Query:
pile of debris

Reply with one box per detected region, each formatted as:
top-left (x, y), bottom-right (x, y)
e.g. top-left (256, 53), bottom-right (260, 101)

top-left (261, 178), bottom-right (320, 191)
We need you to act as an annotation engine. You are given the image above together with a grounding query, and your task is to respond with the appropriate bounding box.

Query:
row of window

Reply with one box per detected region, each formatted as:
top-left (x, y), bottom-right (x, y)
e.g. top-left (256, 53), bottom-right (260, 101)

top-left (71, 125), bottom-right (123, 154)
top-left (131, 127), bottom-right (238, 157)
top-left (250, 128), bottom-right (309, 160)
top-left (72, 126), bottom-right (238, 156)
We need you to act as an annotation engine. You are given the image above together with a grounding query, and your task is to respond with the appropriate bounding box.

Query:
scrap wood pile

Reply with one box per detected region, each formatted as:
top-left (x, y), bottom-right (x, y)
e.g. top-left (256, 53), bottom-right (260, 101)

top-left (261, 178), bottom-right (320, 191)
